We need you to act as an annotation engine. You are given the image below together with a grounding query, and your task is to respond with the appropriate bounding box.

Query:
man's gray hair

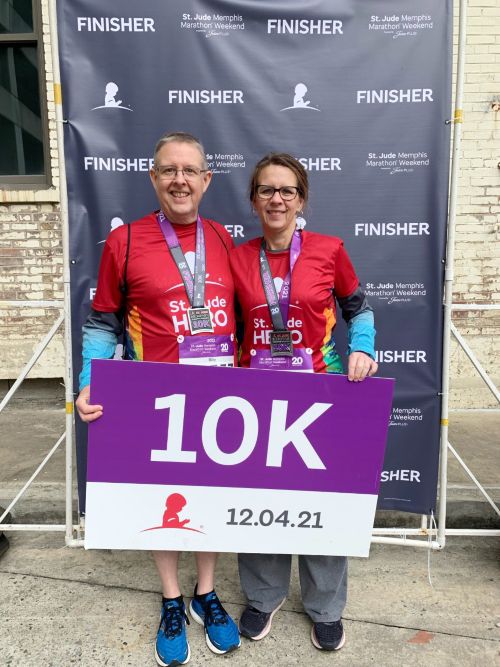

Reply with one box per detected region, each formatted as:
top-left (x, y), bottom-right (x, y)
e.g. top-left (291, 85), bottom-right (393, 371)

top-left (153, 131), bottom-right (208, 169)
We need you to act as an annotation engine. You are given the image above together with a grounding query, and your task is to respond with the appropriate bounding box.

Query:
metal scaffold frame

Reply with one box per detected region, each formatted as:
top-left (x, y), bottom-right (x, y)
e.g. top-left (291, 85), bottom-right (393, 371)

top-left (372, 0), bottom-right (500, 549)
top-left (0, 0), bottom-right (80, 547)
top-left (0, 0), bottom-right (498, 549)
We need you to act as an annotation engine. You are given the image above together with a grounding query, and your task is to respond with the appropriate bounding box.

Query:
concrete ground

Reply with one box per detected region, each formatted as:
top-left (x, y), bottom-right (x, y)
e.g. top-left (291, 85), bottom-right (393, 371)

top-left (0, 381), bottom-right (499, 666)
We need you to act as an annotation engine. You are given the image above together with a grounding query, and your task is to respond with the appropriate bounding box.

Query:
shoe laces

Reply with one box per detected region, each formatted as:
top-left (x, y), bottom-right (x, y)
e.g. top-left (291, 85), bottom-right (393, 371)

top-left (160, 600), bottom-right (189, 639)
top-left (315, 620), bottom-right (342, 641)
top-left (247, 605), bottom-right (268, 620)
top-left (202, 592), bottom-right (228, 626)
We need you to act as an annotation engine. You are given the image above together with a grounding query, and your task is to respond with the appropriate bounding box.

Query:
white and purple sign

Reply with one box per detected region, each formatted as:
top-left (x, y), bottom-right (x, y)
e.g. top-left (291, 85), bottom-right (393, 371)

top-left (85, 360), bottom-right (394, 556)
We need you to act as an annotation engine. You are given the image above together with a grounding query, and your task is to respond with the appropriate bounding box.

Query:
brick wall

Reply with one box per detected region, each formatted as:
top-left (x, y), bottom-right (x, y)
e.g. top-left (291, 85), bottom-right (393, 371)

top-left (0, 203), bottom-right (63, 378)
top-left (0, 0), bottom-right (64, 379)
top-left (449, 0), bottom-right (500, 407)
top-left (0, 1), bottom-right (498, 406)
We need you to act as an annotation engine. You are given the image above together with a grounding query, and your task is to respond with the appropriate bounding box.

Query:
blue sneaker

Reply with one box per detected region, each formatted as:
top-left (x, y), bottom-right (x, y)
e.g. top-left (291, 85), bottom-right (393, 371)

top-left (155, 596), bottom-right (190, 667)
top-left (189, 587), bottom-right (241, 654)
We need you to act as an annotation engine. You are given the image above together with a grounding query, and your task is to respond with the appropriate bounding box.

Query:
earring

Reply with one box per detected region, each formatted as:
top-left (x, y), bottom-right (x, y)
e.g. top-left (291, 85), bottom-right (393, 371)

top-left (295, 212), bottom-right (306, 230)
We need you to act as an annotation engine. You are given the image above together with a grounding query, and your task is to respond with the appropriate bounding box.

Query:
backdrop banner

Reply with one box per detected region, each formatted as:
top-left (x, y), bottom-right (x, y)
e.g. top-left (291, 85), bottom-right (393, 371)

top-left (85, 360), bottom-right (394, 555)
top-left (57, 0), bottom-right (452, 515)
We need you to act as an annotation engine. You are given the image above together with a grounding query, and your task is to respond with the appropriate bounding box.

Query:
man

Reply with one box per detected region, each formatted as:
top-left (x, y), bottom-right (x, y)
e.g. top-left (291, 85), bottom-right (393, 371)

top-left (76, 132), bottom-right (240, 666)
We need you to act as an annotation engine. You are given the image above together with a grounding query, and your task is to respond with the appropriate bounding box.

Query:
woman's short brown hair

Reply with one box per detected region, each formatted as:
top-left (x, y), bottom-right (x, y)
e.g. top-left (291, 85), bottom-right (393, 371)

top-left (249, 153), bottom-right (309, 208)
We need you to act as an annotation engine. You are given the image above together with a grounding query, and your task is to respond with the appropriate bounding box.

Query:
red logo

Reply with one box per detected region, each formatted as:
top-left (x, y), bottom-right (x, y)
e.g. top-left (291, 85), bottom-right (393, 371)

top-left (142, 493), bottom-right (204, 534)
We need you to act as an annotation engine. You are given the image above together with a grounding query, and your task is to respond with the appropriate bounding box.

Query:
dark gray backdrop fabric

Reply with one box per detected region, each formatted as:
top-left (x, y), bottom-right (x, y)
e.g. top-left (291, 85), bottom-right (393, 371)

top-left (57, 0), bottom-right (452, 515)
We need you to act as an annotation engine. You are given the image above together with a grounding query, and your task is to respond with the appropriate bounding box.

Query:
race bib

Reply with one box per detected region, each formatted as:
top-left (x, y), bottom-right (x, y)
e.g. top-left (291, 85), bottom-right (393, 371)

top-left (178, 334), bottom-right (234, 367)
top-left (249, 347), bottom-right (314, 372)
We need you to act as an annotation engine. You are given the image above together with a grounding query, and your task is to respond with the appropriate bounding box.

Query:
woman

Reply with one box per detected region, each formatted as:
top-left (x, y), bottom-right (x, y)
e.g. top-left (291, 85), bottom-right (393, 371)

top-left (229, 153), bottom-right (377, 651)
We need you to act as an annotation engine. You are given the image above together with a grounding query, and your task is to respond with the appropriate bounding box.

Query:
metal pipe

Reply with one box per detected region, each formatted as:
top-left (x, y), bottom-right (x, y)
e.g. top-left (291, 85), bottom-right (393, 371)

top-left (373, 528), bottom-right (500, 538)
top-left (373, 527), bottom-right (482, 536)
top-left (448, 442), bottom-right (500, 516)
top-left (451, 323), bottom-right (500, 402)
top-left (371, 536), bottom-right (443, 549)
top-left (48, 0), bottom-right (76, 545)
top-left (7, 527), bottom-right (493, 543)
top-left (0, 433), bottom-right (66, 524)
top-left (373, 528), bottom-right (430, 535)
top-left (0, 524), bottom-right (67, 532)
top-left (0, 313), bottom-right (63, 414)
top-left (437, 0), bottom-right (468, 551)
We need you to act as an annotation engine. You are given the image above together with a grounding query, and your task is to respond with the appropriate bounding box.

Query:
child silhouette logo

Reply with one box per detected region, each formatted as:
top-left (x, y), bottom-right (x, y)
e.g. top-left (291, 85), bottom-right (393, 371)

top-left (162, 493), bottom-right (190, 528)
top-left (142, 493), bottom-right (205, 534)
top-left (163, 251), bottom-right (220, 294)
top-left (104, 82), bottom-right (122, 107)
top-left (92, 82), bottom-right (133, 111)
top-left (98, 217), bottom-right (124, 244)
top-left (281, 83), bottom-right (320, 111)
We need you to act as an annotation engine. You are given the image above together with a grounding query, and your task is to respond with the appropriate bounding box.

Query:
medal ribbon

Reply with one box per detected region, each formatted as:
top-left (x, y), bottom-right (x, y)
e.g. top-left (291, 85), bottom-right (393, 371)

top-left (259, 228), bottom-right (302, 331)
top-left (157, 211), bottom-right (206, 308)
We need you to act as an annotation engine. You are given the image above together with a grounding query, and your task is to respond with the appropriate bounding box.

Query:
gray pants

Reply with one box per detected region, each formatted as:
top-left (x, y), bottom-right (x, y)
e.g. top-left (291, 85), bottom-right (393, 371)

top-left (238, 553), bottom-right (348, 622)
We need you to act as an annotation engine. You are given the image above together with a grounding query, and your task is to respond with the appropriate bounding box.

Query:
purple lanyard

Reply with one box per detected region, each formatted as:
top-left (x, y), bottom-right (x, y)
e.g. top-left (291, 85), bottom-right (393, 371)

top-left (156, 211), bottom-right (206, 308)
top-left (259, 229), bottom-right (302, 331)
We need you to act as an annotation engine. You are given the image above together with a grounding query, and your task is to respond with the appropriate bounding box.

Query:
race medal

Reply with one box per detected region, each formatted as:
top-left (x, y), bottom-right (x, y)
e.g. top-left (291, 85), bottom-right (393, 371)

top-left (157, 213), bottom-right (213, 334)
top-left (187, 307), bottom-right (214, 334)
top-left (270, 330), bottom-right (293, 357)
top-left (259, 231), bottom-right (302, 360)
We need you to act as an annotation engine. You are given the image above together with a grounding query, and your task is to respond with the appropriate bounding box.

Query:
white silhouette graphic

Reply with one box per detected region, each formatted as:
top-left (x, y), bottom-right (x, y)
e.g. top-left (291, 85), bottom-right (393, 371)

top-left (110, 216), bottom-right (124, 231)
top-left (293, 83), bottom-right (310, 107)
top-left (249, 287), bottom-right (302, 315)
top-left (163, 249), bottom-right (228, 294)
top-left (92, 82), bottom-right (133, 111)
top-left (104, 82), bottom-right (122, 107)
top-left (274, 277), bottom-right (284, 294)
top-left (185, 251), bottom-right (196, 274)
top-left (98, 217), bottom-right (124, 244)
top-left (281, 83), bottom-right (320, 111)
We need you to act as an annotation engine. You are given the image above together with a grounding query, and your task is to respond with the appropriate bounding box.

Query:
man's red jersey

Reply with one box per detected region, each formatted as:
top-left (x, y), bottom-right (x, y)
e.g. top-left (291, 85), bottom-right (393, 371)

top-left (93, 212), bottom-right (235, 362)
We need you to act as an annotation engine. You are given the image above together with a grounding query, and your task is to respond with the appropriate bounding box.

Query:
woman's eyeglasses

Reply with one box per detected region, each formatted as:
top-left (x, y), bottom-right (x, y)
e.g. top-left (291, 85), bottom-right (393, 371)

top-left (255, 185), bottom-right (299, 201)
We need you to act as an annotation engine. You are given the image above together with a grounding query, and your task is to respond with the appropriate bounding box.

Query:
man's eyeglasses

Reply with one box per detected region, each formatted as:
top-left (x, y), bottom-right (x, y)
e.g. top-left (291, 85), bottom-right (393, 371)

top-left (255, 185), bottom-right (299, 201)
top-left (155, 165), bottom-right (208, 180)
